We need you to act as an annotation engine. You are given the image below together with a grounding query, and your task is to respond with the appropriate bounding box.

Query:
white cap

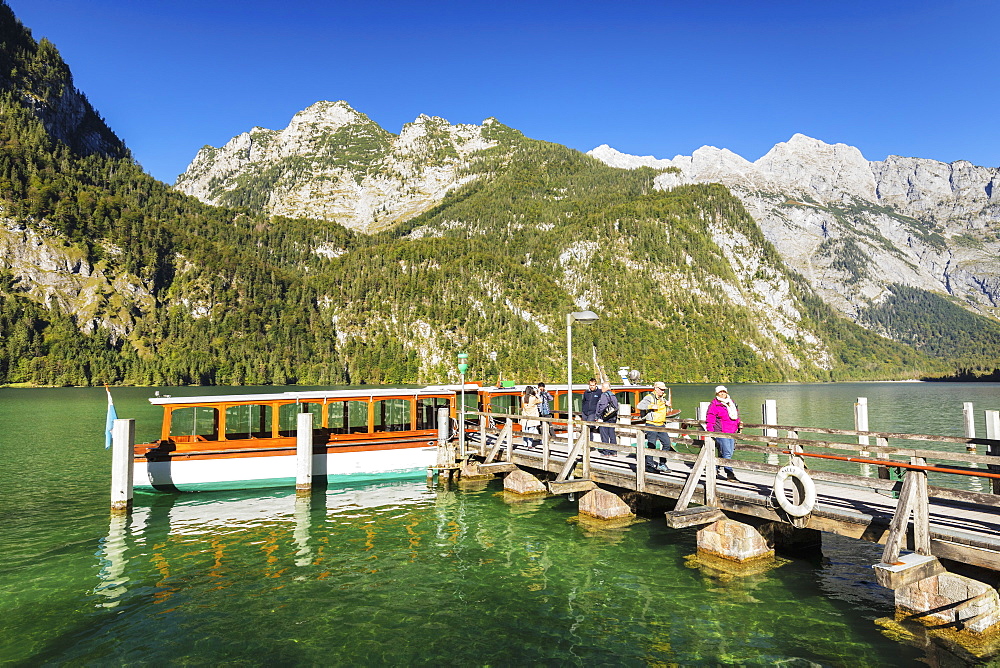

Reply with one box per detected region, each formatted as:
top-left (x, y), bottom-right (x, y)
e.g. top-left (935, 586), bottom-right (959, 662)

top-left (653, 381), bottom-right (666, 390)
top-left (715, 385), bottom-right (728, 393)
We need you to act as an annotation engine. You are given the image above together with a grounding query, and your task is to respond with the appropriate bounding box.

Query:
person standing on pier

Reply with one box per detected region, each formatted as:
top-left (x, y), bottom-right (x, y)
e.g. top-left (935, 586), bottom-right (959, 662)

top-left (537, 382), bottom-right (556, 439)
top-left (595, 381), bottom-right (620, 455)
top-left (706, 385), bottom-right (740, 481)
top-left (520, 385), bottom-right (542, 448)
top-left (637, 381), bottom-right (673, 473)
top-left (581, 378), bottom-right (602, 444)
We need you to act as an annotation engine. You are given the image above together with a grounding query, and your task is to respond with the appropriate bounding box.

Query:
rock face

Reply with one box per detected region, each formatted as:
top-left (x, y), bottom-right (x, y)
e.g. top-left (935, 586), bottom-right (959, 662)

top-left (589, 136), bottom-right (1000, 323)
top-left (175, 101), bottom-right (502, 233)
top-left (0, 218), bottom-right (153, 341)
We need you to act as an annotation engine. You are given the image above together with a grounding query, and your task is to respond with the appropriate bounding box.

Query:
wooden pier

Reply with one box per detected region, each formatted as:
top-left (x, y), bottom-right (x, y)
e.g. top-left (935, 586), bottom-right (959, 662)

top-left (450, 406), bottom-right (1000, 643)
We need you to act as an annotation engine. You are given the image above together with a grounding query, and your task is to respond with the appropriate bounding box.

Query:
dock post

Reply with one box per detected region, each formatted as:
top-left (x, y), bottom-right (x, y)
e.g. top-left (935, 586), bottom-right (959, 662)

top-left (762, 399), bottom-right (779, 465)
top-left (110, 418), bottom-right (135, 515)
top-left (963, 402), bottom-right (976, 452)
top-left (987, 410), bottom-right (1000, 495)
top-left (855, 397), bottom-right (871, 477)
top-left (296, 412), bottom-right (313, 496)
top-left (436, 407), bottom-right (455, 478)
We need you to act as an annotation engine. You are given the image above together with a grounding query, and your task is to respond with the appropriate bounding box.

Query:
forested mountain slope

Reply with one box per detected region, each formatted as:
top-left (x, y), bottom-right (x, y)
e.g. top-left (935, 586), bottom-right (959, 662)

top-left (0, 2), bottom-right (963, 386)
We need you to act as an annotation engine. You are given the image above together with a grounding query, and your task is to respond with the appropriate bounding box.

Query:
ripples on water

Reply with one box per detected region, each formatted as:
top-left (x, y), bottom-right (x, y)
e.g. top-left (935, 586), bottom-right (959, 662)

top-left (1, 384), bottom-right (998, 665)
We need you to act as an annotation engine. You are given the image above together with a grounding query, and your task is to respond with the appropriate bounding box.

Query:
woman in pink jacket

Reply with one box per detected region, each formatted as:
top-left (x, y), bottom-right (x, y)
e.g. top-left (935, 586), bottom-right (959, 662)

top-left (705, 385), bottom-right (740, 481)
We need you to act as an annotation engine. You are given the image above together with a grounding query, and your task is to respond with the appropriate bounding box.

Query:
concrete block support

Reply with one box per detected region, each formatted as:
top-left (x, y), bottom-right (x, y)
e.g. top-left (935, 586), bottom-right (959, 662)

top-left (697, 519), bottom-right (774, 563)
top-left (503, 469), bottom-right (547, 495)
top-left (458, 460), bottom-right (493, 481)
top-left (578, 489), bottom-right (634, 520)
top-left (896, 572), bottom-right (1000, 636)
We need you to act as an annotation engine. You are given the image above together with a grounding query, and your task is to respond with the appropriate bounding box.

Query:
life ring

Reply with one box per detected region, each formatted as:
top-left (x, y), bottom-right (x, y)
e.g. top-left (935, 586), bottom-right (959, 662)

top-left (773, 465), bottom-right (816, 517)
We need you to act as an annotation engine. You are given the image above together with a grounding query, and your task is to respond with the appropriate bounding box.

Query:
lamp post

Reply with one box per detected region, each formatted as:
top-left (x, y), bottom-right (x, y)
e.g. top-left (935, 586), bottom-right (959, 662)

top-left (457, 353), bottom-right (469, 457)
top-left (566, 311), bottom-right (599, 446)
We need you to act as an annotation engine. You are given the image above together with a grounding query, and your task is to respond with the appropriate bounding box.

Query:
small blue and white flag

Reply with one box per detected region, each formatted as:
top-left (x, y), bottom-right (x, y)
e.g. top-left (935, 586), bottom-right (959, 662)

top-left (104, 384), bottom-right (118, 449)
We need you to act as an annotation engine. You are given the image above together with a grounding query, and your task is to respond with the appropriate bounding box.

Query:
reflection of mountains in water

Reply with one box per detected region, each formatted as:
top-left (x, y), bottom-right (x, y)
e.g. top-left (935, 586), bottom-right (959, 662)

top-left (132, 479), bottom-right (438, 536)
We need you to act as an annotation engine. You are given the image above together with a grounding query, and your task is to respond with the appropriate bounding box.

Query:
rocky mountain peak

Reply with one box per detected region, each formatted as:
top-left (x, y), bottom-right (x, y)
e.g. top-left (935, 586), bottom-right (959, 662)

top-left (589, 135), bottom-right (1000, 326)
top-left (754, 134), bottom-right (876, 201)
top-left (174, 102), bottom-right (505, 232)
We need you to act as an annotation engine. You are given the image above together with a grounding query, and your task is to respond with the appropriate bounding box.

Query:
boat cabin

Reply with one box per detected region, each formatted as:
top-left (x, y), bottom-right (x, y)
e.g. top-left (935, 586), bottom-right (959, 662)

top-left (142, 388), bottom-right (456, 455)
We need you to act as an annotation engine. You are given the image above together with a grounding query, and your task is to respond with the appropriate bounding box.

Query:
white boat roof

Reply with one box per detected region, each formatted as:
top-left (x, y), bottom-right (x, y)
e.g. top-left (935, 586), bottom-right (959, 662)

top-left (148, 386), bottom-right (458, 406)
top-left (147, 383), bottom-right (656, 405)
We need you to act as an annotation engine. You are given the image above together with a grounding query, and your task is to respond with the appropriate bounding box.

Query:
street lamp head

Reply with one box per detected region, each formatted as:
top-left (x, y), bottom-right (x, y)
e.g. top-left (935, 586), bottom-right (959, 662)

top-left (457, 352), bottom-right (468, 374)
top-left (568, 310), bottom-right (599, 324)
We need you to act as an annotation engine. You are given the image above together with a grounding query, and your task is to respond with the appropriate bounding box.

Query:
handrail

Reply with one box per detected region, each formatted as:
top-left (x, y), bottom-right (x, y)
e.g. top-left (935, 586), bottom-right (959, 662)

top-left (467, 410), bottom-right (1000, 473)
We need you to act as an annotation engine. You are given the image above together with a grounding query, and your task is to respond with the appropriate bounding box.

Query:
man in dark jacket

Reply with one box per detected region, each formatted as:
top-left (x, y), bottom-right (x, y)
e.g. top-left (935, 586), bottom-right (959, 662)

top-left (581, 378), bottom-right (601, 443)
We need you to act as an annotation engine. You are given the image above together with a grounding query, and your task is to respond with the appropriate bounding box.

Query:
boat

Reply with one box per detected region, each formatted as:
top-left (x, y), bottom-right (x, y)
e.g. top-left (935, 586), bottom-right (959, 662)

top-left (134, 381), bottom-right (670, 492)
top-left (135, 386), bottom-right (460, 492)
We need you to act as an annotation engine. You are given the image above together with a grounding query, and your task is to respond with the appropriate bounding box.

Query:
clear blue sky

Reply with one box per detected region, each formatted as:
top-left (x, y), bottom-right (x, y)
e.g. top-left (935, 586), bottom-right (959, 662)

top-left (9, 0), bottom-right (999, 184)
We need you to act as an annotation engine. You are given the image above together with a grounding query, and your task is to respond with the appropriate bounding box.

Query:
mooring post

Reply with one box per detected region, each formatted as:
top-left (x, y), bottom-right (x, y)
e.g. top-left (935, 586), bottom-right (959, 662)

top-left (986, 410), bottom-right (1000, 495)
top-left (854, 397), bottom-right (869, 449)
top-left (110, 418), bottom-right (135, 515)
top-left (964, 402), bottom-right (976, 452)
top-left (763, 399), bottom-right (778, 465)
top-left (854, 397), bottom-right (872, 477)
top-left (436, 406), bottom-right (452, 468)
top-left (296, 411), bottom-right (313, 496)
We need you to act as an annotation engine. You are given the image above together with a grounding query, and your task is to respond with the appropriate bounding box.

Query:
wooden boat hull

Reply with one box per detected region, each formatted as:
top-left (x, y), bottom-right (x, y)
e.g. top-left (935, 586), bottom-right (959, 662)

top-left (135, 442), bottom-right (438, 492)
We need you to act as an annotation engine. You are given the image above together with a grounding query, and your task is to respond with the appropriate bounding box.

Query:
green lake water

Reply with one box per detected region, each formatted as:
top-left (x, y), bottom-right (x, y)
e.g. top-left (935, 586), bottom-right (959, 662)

top-left (1, 382), bottom-right (998, 665)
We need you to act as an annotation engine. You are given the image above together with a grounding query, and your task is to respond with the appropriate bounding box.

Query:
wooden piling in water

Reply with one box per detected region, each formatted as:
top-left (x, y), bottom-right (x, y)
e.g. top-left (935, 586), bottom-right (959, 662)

top-left (964, 402), bottom-right (976, 452)
top-left (763, 399), bottom-right (779, 465)
top-left (110, 418), bottom-right (135, 514)
top-left (296, 412), bottom-right (313, 496)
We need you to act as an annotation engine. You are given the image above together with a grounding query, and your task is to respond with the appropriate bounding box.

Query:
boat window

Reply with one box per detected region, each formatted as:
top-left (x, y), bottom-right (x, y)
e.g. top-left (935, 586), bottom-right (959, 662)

top-left (615, 391), bottom-right (635, 411)
top-left (553, 392), bottom-right (581, 413)
top-left (278, 402), bottom-right (322, 437)
top-left (327, 400), bottom-right (369, 435)
top-left (225, 404), bottom-right (273, 440)
top-left (460, 393), bottom-right (479, 415)
top-left (373, 398), bottom-right (411, 432)
top-left (489, 394), bottom-right (520, 424)
top-left (416, 397), bottom-right (450, 430)
top-left (169, 407), bottom-right (219, 441)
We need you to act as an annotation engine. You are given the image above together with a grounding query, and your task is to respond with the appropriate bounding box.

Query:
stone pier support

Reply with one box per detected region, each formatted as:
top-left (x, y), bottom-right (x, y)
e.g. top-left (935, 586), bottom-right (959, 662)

top-left (578, 489), bottom-right (634, 520)
top-left (458, 460), bottom-right (493, 481)
top-left (697, 519), bottom-right (774, 563)
top-left (503, 469), bottom-right (547, 495)
top-left (896, 573), bottom-right (1000, 636)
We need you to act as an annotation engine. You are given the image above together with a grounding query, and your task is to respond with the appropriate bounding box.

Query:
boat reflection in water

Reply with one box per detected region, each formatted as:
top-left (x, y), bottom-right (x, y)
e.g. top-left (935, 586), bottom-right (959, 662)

top-left (92, 478), bottom-right (439, 608)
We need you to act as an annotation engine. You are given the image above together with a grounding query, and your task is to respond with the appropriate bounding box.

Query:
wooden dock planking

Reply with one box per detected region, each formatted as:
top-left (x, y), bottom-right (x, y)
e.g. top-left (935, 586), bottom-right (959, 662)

top-left (465, 421), bottom-right (1000, 571)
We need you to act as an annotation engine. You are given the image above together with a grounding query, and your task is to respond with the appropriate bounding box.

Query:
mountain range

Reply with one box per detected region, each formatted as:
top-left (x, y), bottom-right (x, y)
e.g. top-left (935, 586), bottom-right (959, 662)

top-left (1, 0), bottom-right (997, 387)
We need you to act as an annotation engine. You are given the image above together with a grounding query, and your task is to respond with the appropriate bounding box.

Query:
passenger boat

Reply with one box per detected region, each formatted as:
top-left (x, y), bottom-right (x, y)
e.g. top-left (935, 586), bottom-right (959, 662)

top-left (135, 386), bottom-right (458, 492)
top-left (134, 381), bottom-right (666, 492)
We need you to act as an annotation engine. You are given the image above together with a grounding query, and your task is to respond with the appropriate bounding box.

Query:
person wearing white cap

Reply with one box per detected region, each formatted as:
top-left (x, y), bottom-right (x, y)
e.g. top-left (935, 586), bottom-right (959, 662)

top-left (637, 381), bottom-right (674, 473)
top-left (705, 385), bottom-right (741, 481)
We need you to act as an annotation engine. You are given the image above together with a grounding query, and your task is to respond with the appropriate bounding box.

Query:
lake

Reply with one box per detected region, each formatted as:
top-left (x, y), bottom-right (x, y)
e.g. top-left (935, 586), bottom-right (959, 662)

top-left (1, 382), bottom-right (997, 665)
